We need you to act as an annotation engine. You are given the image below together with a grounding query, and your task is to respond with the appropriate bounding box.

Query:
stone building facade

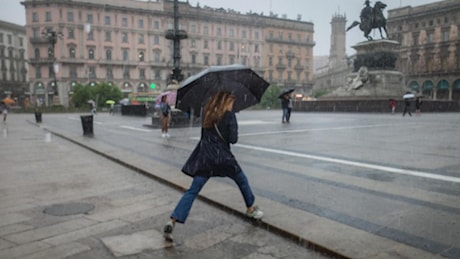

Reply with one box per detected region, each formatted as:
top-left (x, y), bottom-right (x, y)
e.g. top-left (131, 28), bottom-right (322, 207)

top-left (0, 20), bottom-right (28, 105)
top-left (21, 0), bottom-right (314, 107)
top-left (387, 0), bottom-right (460, 100)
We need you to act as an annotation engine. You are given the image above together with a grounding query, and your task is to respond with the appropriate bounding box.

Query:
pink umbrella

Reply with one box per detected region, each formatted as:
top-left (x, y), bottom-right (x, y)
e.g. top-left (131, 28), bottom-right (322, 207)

top-left (156, 91), bottom-right (176, 106)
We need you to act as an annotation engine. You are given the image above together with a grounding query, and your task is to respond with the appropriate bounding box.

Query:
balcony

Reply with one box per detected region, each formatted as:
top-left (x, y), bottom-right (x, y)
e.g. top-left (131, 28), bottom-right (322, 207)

top-left (265, 37), bottom-right (315, 47)
top-left (29, 58), bottom-right (53, 64)
top-left (29, 38), bottom-right (49, 45)
top-left (60, 58), bottom-right (85, 65)
top-left (276, 63), bottom-right (286, 70)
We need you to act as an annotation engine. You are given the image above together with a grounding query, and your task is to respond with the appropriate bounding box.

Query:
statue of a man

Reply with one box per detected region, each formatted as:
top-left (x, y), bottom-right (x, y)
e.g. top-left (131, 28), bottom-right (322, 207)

top-left (360, 0), bottom-right (373, 29)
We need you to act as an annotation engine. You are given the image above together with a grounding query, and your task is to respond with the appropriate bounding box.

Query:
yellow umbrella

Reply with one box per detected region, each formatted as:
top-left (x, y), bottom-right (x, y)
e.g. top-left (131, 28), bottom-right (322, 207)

top-left (105, 100), bottom-right (115, 104)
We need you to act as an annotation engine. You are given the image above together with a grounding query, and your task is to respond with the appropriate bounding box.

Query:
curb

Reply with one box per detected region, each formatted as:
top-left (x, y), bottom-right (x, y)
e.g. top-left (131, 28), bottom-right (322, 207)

top-left (35, 121), bottom-right (348, 258)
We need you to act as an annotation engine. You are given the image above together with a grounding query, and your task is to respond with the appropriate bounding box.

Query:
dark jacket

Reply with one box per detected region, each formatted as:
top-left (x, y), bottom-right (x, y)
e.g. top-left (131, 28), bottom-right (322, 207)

top-left (181, 111), bottom-right (242, 178)
top-left (281, 97), bottom-right (289, 109)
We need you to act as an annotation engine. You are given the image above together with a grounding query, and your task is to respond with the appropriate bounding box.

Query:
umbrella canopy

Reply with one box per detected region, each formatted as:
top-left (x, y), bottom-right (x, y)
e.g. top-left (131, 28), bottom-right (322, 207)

top-left (176, 64), bottom-right (269, 116)
top-left (119, 98), bottom-right (129, 105)
top-left (87, 100), bottom-right (95, 106)
top-left (278, 88), bottom-right (295, 99)
top-left (403, 93), bottom-right (415, 99)
top-left (2, 97), bottom-right (15, 105)
top-left (105, 100), bottom-right (115, 105)
top-left (156, 91), bottom-right (177, 106)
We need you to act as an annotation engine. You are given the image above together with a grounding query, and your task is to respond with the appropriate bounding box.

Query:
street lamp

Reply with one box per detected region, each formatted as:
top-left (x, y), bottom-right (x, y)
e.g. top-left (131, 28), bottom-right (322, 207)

top-left (42, 29), bottom-right (63, 100)
top-left (165, 0), bottom-right (188, 82)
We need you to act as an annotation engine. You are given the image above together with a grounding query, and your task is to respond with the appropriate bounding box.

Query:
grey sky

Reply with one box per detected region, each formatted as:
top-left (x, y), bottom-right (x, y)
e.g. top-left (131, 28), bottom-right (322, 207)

top-left (1, 0), bottom-right (439, 56)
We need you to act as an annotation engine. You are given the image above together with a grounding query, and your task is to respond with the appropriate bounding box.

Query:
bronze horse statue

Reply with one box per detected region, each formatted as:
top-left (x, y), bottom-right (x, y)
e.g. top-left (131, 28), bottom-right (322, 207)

top-left (347, 1), bottom-right (389, 40)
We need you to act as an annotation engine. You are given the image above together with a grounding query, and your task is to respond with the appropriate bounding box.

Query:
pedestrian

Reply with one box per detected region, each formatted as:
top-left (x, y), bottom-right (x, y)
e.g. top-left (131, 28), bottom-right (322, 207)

top-left (90, 101), bottom-right (97, 115)
top-left (390, 99), bottom-right (397, 114)
top-left (415, 97), bottom-right (422, 116)
top-left (109, 103), bottom-right (114, 115)
top-left (281, 94), bottom-right (290, 123)
top-left (160, 95), bottom-right (171, 138)
top-left (1, 101), bottom-right (8, 123)
top-left (287, 97), bottom-right (293, 122)
top-left (163, 91), bottom-right (263, 241)
top-left (402, 98), bottom-right (412, 117)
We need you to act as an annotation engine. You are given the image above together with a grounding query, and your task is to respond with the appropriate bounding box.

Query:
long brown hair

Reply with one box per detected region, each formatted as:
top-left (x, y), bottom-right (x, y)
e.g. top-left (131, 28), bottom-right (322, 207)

top-left (202, 91), bottom-right (235, 129)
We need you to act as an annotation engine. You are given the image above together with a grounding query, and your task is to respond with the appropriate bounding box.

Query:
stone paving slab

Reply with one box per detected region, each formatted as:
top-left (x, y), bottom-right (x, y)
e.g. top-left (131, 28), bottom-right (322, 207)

top-left (101, 229), bottom-right (168, 257)
top-left (0, 115), bottom-right (327, 259)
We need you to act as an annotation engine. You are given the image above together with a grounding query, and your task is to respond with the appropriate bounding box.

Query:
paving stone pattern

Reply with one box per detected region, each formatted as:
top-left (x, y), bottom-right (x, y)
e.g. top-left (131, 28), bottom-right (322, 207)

top-left (0, 116), bottom-right (326, 258)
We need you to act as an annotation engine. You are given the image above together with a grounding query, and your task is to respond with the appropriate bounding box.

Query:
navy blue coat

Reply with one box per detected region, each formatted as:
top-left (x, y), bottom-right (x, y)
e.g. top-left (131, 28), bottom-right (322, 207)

top-left (181, 111), bottom-right (242, 178)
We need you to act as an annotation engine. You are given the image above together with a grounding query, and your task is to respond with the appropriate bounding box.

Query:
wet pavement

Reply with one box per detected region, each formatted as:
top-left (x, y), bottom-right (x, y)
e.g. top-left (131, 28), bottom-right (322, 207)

top-left (0, 114), bottom-right (328, 258)
top-left (1, 112), bottom-right (458, 258)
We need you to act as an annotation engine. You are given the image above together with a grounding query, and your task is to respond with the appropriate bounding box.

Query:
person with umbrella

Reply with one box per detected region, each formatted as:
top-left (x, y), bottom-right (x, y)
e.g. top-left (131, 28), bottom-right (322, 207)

top-left (1, 97), bottom-right (15, 123)
top-left (279, 89), bottom-right (294, 123)
top-left (106, 100), bottom-right (115, 115)
top-left (1, 101), bottom-right (8, 123)
top-left (402, 92), bottom-right (413, 117)
top-left (163, 91), bottom-right (263, 242)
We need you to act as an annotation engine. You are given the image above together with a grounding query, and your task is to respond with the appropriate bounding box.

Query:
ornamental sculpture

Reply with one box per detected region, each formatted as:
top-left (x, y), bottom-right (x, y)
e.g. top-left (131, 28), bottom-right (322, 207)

top-left (346, 0), bottom-right (389, 40)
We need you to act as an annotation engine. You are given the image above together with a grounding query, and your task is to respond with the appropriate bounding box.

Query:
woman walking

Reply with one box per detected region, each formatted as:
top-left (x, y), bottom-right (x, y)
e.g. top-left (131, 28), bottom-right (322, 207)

top-left (159, 95), bottom-right (171, 138)
top-left (163, 91), bottom-right (263, 241)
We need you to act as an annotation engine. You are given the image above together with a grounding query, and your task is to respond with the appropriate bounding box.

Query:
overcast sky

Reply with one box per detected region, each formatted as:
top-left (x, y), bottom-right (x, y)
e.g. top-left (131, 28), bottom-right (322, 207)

top-left (1, 0), bottom-right (439, 56)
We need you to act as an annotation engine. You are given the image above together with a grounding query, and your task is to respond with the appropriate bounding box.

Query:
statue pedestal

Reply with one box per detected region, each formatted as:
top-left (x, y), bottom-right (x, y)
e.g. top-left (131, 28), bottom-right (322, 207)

top-left (327, 39), bottom-right (406, 99)
top-left (352, 39), bottom-right (400, 71)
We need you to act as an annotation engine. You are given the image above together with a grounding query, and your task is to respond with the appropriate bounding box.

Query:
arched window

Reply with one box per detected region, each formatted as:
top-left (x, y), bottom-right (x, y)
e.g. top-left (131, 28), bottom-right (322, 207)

top-left (422, 80), bottom-right (434, 97)
top-left (138, 82), bottom-right (146, 92)
top-left (88, 48), bottom-right (95, 59)
top-left (437, 79), bottom-right (449, 99)
top-left (408, 81), bottom-right (420, 92)
top-left (123, 82), bottom-right (131, 89)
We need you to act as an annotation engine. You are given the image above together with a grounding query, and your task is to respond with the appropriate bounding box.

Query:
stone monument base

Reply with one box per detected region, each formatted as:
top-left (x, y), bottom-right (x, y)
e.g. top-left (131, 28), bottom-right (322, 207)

top-left (326, 70), bottom-right (405, 99)
top-left (324, 39), bottom-right (406, 99)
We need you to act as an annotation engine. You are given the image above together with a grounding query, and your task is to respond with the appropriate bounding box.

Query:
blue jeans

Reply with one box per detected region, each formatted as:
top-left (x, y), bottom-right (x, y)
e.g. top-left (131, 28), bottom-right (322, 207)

top-left (171, 171), bottom-right (255, 223)
top-left (282, 108), bottom-right (289, 122)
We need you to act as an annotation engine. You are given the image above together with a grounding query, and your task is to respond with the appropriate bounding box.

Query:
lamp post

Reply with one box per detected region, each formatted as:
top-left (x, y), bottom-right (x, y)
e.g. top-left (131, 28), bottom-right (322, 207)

top-left (165, 0), bottom-right (188, 82)
top-left (42, 29), bottom-right (63, 105)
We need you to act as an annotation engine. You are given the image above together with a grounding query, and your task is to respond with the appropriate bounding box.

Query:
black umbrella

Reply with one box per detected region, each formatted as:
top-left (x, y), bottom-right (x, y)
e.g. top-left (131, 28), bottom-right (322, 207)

top-left (175, 64), bottom-right (270, 116)
top-left (278, 88), bottom-right (295, 99)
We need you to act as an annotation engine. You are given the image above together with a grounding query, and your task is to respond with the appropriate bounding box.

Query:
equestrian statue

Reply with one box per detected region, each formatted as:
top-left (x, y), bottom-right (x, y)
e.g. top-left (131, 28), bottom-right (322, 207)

top-left (347, 0), bottom-right (389, 40)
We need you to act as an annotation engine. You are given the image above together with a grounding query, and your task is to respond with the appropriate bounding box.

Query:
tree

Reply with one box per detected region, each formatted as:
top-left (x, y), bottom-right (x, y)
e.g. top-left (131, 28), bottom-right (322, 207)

top-left (72, 83), bottom-right (123, 108)
top-left (259, 85), bottom-right (282, 109)
top-left (72, 84), bottom-right (92, 108)
top-left (93, 83), bottom-right (123, 108)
